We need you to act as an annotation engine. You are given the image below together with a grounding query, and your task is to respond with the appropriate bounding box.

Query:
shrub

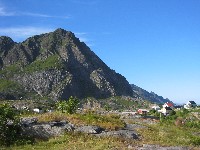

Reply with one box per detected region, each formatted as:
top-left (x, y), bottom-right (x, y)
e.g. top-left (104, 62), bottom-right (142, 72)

top-left (169, 110), bottom-right (176, 116)
top-left (0, 103), bottom-right (20, 146)
top-left (104, 104), bottom-right (111, 111)
top-left (56, 96), bottom-right (79, 114)
top-left (56, 100), bottom-right (68, 113)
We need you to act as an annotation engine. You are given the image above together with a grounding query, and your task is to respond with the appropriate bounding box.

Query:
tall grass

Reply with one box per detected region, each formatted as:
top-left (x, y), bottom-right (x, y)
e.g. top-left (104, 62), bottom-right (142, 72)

top-left (34, 111), bottom-right (125, 130)
top-left (137, 123), bottom-right (200, 147)
top-left (8, 132), bottom-right (136, 150)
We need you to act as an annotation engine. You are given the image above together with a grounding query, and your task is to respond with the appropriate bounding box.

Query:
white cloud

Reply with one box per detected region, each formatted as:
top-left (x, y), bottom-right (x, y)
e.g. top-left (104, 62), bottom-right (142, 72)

top-left (0, 27), bottom-right (54, 42)
top-left (20, 12), bottom-right (70, 19)
top-left (0, 27), bottom-right (95, 46)
top-left (0, 7), bottom-right (14, 16)
top-left (71, 0), bottom-right (99, 5)
top-left (0, 6), bottom-right (69, 18)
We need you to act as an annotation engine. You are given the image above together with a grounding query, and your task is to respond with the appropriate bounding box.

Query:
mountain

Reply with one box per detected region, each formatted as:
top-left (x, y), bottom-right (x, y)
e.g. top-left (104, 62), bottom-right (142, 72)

top-left (131, 84), bottom-right (171, 104)
top-left (0, 28), bottom-right (133, 100)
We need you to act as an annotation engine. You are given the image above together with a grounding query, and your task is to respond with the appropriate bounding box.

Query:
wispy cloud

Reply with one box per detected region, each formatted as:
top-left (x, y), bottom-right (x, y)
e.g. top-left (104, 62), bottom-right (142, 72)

top-left (75, 32), bottom-right (88, 42)
top-left (75, 32), bottom-right (94, 47)
top-left (0, 27), bottom-right (54, 42)
top-left (0, 6), bottom-right (69, 19)
top-left (0, 6), bottom-right (14, 16)
top-left (0, 27), bottom-right (95, 46)
top-left (71, 0), bottom-right (99, 5)
top-left (20, 12), bottom-right (70, 19)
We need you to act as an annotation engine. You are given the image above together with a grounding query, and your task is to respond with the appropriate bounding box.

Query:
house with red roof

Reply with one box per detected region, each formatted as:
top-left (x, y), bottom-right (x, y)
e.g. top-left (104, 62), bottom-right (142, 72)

top-left (137, 109), bottom-right (149, 115)
top-left (163, 102), bottom-right (174, 109)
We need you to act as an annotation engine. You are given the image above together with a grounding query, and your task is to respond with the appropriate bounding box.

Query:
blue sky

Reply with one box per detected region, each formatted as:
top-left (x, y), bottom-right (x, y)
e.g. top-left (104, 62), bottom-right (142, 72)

top-left (0, 0), bottom-right (200, 104)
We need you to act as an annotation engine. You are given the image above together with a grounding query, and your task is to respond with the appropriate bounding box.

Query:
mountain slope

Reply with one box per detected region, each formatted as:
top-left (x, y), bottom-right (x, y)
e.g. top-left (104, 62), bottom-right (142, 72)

top-left (131, 84), bottom-right (171, 104)
top-left (0, 28), bottom-right (133, 100)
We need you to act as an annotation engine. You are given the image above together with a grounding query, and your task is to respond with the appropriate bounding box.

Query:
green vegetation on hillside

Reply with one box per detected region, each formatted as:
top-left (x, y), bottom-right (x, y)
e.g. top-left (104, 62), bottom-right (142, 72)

top-left (0, 55), bottom-right (62, 77)
top-left (24, 55), bottom-right (62, 73)
top-left (0, 64), bottom-right (21, 78)
top-left (0, 79), bottom-right (24, 95)
top-left (95, 96), bottom-right (150, 111)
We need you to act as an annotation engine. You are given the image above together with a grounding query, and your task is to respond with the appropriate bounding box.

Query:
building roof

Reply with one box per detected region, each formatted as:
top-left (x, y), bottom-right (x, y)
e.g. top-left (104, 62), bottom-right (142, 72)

top-left (167, 102), bottom-right (173, 107)
top-left (152, 105), bottom-right (160, 108)
top-left (165, 107), bottom-right (172, 110)
top-left (189, 101), bottom-right (196, 105)
top-left (174, 106), bottom-right (182, 109)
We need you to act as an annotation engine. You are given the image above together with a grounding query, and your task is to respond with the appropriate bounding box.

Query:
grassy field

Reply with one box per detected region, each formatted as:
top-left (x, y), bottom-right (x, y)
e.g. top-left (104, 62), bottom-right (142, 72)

top-left (137, 124), bottom-right (200, 147)
top-left (5, 132), bottom-right (136, 150)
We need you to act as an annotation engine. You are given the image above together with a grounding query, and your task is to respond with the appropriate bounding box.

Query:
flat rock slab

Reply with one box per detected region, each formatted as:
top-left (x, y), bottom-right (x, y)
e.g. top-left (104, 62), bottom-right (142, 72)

top-left (74, 125), bottom-right (103, 134)
top-left (21, 117), bottom-right (38, 126)
top-left (98, 129), bottom-right (138, 139)
top-left (21, 121), bottom-right (74, 140)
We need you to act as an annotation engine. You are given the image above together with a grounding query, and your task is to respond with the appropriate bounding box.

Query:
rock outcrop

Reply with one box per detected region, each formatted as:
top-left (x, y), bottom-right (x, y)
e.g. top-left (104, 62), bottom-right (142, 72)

top-left (20, 117), bottom-right (139, 140)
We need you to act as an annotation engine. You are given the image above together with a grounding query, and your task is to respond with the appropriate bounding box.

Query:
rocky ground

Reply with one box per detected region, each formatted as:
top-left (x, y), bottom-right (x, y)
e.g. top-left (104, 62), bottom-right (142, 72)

top-left (20, 114), bottom-right (193, 150)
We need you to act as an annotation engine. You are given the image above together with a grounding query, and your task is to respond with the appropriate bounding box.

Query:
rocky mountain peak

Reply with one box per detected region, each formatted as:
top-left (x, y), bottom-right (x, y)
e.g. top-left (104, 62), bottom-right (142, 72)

top-left (0, 36), bottom-right (14, 43)
top-left (0, 29), bottom-right (133, 100)
top-left (54, 28), bottom-right (73, 36)
top-left (0, 36), bottom-right (15, 53)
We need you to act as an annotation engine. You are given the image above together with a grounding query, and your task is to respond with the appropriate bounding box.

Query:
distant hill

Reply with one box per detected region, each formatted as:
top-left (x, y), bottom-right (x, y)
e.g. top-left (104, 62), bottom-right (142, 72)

top-left (131, 84), bottom-right (172, 104)
top-left (0, 28), bottom-right (133, 100)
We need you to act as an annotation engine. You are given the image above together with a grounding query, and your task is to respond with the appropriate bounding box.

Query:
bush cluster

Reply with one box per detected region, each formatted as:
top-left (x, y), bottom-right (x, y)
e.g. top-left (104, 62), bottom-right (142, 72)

top-left (56, 96), bottom-right (79, 114)
top-left (0, 104), bottom-right (21, 146)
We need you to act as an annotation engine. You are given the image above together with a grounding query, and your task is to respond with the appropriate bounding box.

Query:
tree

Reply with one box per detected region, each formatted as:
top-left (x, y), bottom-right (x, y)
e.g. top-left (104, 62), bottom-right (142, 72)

top-left (66, 96), bottom-right (79, 114)
top-left (56, 100), bottom-right (68, 113)
top-left (56, 96), bottom-right (79, 114)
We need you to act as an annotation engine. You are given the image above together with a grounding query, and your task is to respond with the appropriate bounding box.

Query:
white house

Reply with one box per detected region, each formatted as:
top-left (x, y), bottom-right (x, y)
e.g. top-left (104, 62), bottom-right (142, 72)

top-left (151, 105), bottom-right (160, 111)
top-left (137, 109), bottom-right (149, 115)
top-left (184, 101), bottom-right (197, 109)
top-left (33, 108), bottom-right (42, 113)
top-left (161, 107), bottom-right (173, 115)
top-left (163, 102), bottom-right (174, 109)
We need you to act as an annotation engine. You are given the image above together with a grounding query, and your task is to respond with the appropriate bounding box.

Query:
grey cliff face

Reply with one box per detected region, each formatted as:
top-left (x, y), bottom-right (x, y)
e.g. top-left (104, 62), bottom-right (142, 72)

top-left (0, 28), bottom-right (133, 100)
